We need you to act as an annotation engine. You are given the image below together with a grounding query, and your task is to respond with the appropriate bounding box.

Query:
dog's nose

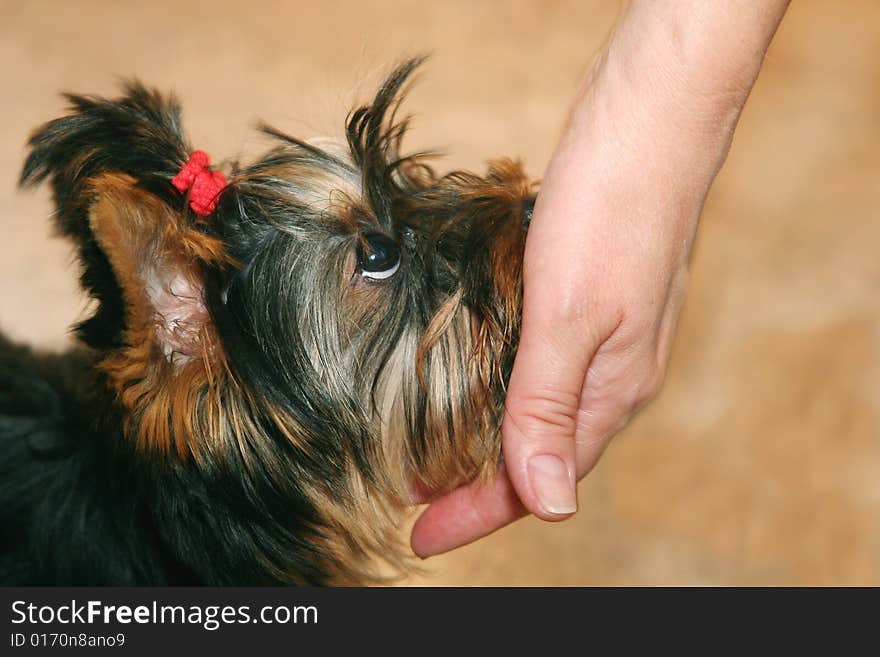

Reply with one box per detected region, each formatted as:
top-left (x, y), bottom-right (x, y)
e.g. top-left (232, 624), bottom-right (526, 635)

top-left (522, 196), bottom-right (535, 229)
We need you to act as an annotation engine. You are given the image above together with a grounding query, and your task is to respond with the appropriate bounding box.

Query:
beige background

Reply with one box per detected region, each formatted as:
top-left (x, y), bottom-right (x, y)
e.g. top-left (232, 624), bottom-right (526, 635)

top-left (1, 1), bottom-right (877, 585)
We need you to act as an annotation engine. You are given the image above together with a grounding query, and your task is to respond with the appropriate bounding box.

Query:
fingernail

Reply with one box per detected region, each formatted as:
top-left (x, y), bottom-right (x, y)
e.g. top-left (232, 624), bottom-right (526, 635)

top-left (528, 454), bottom-right (577, 515)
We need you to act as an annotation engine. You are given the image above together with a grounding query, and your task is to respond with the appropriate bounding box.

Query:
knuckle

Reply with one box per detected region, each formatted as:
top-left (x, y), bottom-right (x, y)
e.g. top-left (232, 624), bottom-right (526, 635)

top-left (634, 364), bottom-right (666, 406)
top-left (505, 386), bottom-right (580, 442)
top-left (575, 407), bottom-right (625, 448)
top-left (523, 289), bottom-right (624, 346)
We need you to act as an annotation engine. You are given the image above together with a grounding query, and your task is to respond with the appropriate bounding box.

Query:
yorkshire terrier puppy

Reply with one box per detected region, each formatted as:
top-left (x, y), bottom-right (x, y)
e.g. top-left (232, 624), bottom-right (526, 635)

top-left (0, 59), bottom-right (535, 585)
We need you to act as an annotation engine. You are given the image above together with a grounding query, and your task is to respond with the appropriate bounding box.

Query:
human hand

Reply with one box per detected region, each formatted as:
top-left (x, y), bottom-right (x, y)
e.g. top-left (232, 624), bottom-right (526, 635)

top-left (411, 0), bottom-right (789, 557)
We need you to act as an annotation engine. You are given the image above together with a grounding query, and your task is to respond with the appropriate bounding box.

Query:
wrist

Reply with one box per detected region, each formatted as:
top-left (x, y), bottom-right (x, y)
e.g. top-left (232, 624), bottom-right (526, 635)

top-left (611, 0), bottom-right (790, 109)
top-left (561, 0), bottom-right (788, 183)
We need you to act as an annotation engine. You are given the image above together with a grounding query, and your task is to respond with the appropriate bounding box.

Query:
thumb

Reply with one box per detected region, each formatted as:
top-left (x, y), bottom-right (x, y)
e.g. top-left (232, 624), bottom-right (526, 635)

top-left (502, 309), bottom-right (600, 521)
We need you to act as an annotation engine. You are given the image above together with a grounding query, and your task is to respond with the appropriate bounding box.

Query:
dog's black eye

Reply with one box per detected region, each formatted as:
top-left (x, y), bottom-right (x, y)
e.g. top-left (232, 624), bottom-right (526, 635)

top-left (358, 233), bottom-right (400, 281)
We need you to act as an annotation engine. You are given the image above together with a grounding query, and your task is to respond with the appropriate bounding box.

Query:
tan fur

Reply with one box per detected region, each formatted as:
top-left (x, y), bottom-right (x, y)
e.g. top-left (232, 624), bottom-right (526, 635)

top-left (82, 153), bottom-right (533, 584)
top-left (88, 174), bottom-right (229, 457)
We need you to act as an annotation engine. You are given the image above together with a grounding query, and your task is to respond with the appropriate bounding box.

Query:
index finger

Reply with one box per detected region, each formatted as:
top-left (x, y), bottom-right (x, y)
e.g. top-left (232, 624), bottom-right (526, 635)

top-left (410, 463), bottom-right (527, 558)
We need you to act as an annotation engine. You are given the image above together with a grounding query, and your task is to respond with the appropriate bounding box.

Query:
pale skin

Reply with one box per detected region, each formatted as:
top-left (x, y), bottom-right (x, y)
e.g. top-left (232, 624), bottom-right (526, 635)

top-left (411, 0), bottom-right (791, 557)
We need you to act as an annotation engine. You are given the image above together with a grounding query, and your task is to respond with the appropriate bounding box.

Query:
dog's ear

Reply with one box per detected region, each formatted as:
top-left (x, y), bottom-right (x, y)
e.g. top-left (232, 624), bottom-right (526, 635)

top-left (86, 172), bottom-right (230, 363)
top-left (19, 82), bottom-right (232, 363)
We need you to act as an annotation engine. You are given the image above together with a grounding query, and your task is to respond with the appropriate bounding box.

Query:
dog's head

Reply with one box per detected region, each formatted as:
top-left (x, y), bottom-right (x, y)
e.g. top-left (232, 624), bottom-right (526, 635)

top-left (21, 59), bottom-right (534, 584)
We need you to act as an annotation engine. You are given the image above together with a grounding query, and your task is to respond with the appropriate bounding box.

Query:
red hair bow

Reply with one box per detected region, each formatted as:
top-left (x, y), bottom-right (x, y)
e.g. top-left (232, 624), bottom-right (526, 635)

top-left (171, 150), bottom-right (227, 217)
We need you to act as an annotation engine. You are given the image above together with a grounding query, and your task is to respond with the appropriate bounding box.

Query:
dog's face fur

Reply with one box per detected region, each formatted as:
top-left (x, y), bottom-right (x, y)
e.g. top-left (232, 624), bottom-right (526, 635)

top-left (18, 60), bottom-right (534, 584)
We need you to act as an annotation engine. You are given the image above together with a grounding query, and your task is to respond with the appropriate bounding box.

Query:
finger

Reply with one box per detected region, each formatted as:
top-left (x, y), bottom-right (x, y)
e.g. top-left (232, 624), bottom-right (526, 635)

top-left (501, 307), bottom-right (602, 521)
top-left (571, 331), bottom-right (670, 478)
top-left (573, 381), bottom-right (631, 479)
top-left (410, 463), bottom-right (527, 558)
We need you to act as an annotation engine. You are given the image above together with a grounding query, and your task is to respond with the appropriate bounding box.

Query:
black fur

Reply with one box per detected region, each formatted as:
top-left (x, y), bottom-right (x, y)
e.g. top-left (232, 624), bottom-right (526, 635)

top-left (2, 61), bottom-right (533, 585)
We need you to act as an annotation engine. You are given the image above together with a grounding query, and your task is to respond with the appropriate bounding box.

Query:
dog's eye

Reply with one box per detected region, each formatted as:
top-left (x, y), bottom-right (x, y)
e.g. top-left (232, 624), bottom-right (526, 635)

top-left (358, 233), bottom-right (400, 281)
